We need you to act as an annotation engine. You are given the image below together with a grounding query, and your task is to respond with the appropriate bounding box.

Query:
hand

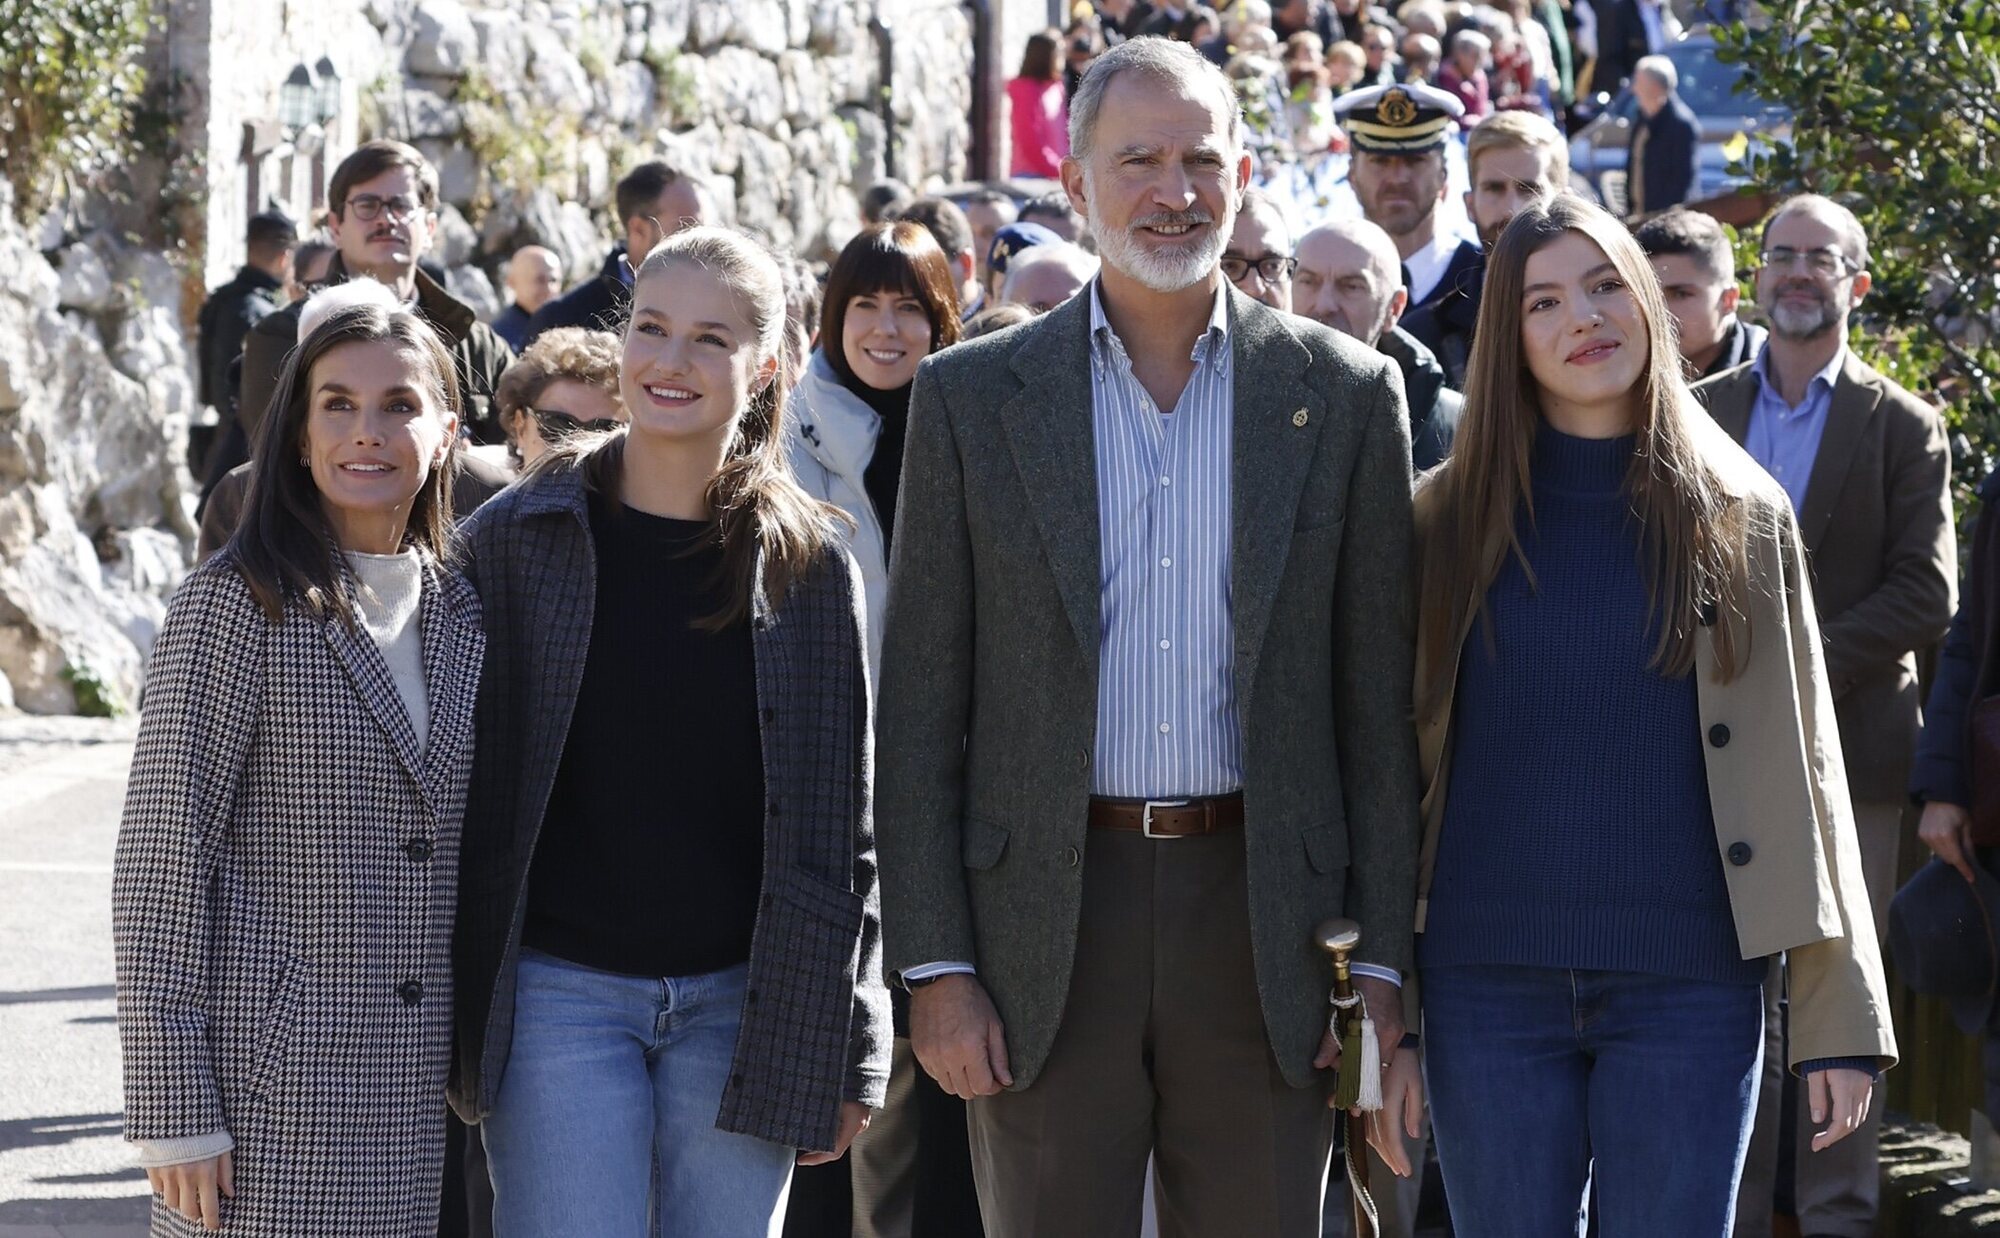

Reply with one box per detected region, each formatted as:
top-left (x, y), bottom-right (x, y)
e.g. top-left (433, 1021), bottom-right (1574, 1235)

top-left (910, 974), bottom-right (1013, 1099)
top-left (1807, 1068), bottom-right (1873, 1152)
top-left (1366, 1046), bottom-right (1426, 1177)
top-left (797, 1101), bottom-right (872, 1165)
top-left (146, 1152), bottom-right (234, 1232)
top-left (1918, 800), bottom-right (1979, 885)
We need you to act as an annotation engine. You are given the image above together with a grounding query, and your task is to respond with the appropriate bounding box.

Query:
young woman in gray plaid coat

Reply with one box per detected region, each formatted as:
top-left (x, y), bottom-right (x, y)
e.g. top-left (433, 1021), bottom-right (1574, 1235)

top-left (453, 227), bottom-right (891, 1237)
top-left (113, 282), bottom-right (484, 1235)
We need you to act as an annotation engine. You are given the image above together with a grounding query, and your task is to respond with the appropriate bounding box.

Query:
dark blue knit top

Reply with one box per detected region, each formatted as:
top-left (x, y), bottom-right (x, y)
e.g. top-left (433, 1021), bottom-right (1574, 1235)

top-left (1420, 427), bottom-right (1765, 988)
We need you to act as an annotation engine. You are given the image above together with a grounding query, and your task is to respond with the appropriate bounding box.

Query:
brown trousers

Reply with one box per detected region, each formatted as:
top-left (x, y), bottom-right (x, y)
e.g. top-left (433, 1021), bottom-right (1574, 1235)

top-left (1733, 798), bottom-right (1902, 1238)
top-left (966, 830), bottom-right (1332, 1238)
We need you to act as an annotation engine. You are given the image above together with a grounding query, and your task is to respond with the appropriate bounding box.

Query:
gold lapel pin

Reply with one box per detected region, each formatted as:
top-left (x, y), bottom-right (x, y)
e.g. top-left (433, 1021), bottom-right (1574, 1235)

top-left (1292, 408), bottom-right (1309, 428)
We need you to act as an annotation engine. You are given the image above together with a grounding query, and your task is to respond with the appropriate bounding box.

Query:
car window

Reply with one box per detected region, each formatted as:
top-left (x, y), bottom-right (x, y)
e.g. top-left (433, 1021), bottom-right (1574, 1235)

top-left (1667, 44), bottom-right (1783, 116)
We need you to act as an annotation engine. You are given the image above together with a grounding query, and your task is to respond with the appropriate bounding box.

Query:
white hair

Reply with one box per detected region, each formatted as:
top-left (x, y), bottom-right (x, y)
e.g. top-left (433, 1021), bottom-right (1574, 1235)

top-left (1001, 242), bottom-right (1101, 301)
top-left (297, 277), bottom-right (403, 340)
top-left (1068, 36), bottom-right (1244, 160)
top-left (1635, 54), bottom-right (1677, 92)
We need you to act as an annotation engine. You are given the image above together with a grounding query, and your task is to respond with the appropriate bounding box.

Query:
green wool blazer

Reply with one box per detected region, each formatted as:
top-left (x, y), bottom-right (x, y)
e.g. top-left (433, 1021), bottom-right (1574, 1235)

top-left (874, 285), bottom-right (1425, 1091)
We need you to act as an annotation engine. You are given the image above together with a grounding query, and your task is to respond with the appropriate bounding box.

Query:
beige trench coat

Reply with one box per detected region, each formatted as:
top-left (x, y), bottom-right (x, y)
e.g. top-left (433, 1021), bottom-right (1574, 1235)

top-left (1412, 424), bottom-right (1897, 1073)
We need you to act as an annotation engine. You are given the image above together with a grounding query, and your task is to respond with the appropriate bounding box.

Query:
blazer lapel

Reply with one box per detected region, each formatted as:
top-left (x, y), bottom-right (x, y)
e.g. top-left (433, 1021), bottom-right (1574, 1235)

top-left (997, 297), bottom-right (1102, 666)
top-left (1703, 368), bottom-right (1755, 445)
top-left (1795, 355), bottom-right (1883, 553)
top-left (418, 563), bottom-right (484, 803)
top-left (322, 595), bottom-right (437, 818)
top-left (1228, 292), bottom-right (1325, 703)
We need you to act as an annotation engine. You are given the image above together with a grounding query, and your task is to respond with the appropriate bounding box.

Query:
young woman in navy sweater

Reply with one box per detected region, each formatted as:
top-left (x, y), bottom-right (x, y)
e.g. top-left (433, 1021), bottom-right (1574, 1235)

top-left (1410, 193), bottom-right (1894, 1236)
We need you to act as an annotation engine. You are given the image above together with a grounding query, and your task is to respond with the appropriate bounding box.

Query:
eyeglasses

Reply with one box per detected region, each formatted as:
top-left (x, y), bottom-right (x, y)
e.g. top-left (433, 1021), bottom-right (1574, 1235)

top-left (1760, 246), bottom-right (1857, 278)
top-left (343, 194), bottom-right (425, 223)
top-left (530, 407), bottom-right (623, 437)
top-left (1221, 254), bottom-right (1300, 284)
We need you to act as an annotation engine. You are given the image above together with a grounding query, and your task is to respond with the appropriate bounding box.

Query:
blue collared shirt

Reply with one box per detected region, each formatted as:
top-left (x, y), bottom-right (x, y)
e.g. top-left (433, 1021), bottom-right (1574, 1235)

top-left (1086, 279), bottom-right (1243, 799)
top-left (1743, 345), bottom-right (1845, 516)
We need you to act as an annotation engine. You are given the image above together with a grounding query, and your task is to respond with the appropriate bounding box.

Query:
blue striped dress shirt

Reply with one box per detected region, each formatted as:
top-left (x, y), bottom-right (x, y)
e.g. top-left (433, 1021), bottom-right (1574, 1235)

top-left (1744, 344), bottom-right (1845, 516)
top-left (1087, 280), bottom-right (1244, 799)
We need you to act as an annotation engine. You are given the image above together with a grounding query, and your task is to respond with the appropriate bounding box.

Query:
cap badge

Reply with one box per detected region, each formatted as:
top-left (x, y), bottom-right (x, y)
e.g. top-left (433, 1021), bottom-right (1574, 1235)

top-left (1379, 88), bottom-right (1419, 127)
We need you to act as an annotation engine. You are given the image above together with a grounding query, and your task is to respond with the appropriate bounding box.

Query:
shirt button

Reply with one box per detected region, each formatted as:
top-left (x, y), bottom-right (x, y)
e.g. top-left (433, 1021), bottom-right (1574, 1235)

top-left (1159, 639), bottom-right (1170, 650)
top-left (404, 838), bottom-right (433, 863)
top-left (1159, 722), bottom-right (1171, 734)
top-left (1160, 476), bottom-right (1171, 486)
top-left (1160, 556), bottom-right (1172, 568)
top-left (397, 980), bottom-right (424, 1005)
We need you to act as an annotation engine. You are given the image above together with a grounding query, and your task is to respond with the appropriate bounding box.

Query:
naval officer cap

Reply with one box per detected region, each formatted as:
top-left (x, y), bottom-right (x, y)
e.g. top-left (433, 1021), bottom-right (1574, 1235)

top-left (1333, 81), bottom-right (1465, 154)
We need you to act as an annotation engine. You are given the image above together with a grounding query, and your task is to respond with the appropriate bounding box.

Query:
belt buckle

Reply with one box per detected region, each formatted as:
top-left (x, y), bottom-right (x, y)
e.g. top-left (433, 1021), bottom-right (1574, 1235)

top-left (1141, 799), bottom-right (1192, 839)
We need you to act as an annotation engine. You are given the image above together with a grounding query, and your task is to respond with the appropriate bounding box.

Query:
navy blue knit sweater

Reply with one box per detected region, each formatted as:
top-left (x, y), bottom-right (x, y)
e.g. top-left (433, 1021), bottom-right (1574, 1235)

top-left (1420, 428), bottom-right (1765, 987)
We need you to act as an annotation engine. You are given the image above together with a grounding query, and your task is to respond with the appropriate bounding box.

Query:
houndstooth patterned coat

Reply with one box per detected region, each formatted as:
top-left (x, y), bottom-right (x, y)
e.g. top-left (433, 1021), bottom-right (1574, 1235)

top-left (450, 460), bottom-right (892, 1153)
top-left (113, 551), bottom-right (483, 1237)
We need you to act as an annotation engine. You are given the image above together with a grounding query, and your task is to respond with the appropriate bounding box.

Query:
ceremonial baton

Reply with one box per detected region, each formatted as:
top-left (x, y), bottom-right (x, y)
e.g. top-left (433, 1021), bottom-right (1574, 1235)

top-left (1316, 917), bottom-right (1383, 1238)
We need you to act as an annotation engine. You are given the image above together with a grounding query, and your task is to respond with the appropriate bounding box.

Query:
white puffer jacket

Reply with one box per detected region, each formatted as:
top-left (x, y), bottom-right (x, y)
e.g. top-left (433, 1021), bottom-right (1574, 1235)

top-left (786, 350), bottom-right (890, 683)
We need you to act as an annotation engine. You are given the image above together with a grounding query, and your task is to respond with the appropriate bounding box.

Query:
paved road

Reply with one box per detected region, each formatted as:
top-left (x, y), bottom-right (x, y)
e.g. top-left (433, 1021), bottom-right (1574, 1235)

top-left (0, 717), bottom-right (149, 1238)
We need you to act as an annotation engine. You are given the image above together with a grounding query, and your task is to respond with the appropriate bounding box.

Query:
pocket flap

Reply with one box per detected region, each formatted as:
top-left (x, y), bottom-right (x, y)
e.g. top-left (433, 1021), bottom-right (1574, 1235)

top-left (1301, 821), bottom-right (1349, 873)
top-left (963, 816), bottom-right (1010, 871)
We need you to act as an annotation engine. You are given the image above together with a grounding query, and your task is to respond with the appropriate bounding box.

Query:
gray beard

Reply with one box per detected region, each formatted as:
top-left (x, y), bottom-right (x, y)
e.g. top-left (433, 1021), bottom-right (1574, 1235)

top-left (1768, 295), bottom-right (1840, 341)
top-left (1086, 175), bottom-right (1232, 293)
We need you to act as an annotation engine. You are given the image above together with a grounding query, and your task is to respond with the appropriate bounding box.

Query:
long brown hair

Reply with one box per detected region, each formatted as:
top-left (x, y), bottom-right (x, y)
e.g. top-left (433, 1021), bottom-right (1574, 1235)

top-left (229, 298), bottom-right (461, 624)
top-left (551, 226), bottom-right (845, 631)
top-left (1415, 193), bottom-right (1752, 716)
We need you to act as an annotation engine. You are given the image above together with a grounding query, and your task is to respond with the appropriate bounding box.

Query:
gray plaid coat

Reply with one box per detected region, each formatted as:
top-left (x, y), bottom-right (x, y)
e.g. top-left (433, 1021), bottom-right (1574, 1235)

top-left (113, 551), bottom-right (484, 1237)
top-left (450, 460), bottom-right (891, 1153)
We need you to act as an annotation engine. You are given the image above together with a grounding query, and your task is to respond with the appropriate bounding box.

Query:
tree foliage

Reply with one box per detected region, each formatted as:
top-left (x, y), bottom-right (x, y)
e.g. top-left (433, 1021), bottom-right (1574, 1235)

top-left (0, 0), bottom-right (155, 218)
top-left (1716, 0), bottom-right (2000, 509)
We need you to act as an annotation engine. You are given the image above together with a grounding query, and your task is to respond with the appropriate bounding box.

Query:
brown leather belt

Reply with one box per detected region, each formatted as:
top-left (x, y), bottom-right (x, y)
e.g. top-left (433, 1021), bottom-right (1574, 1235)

top-left (1087, 794), bottom-right (1244, 838)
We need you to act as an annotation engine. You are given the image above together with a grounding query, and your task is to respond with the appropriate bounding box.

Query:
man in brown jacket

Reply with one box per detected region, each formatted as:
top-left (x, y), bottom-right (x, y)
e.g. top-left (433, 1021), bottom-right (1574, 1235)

top-left (1697, 194), bottom-right (1955, 1238)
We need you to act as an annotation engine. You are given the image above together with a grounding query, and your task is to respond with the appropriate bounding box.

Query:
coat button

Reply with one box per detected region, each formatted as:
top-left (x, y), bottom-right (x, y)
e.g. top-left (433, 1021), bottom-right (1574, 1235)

top-left (1078, 748), bottom-right (1091, 770)
top-left (1708, 724), bottom-right (1731, 748)
top-left (397, 980), bottom-right (424, 1005)
top-left (746, 988), bottom-right (759, 1004)
top-left (1727, 842), bottom-right (1753, 867)
top-left (404, 838), bottom-right (434, 862)
top-left (1061, 846), bottom-right (1080, 868)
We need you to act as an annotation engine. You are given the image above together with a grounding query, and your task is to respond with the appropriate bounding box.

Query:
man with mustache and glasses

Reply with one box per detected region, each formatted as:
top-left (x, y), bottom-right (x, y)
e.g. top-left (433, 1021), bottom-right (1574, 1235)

top-left (209, 142), bottom-right (516, 558)
top-left (240, 140), bottom-right (514, 449)
top-left (876, 35), bottom-right (1423, 1238)
top-left (1697, 194), bottom-right (1956, 1238)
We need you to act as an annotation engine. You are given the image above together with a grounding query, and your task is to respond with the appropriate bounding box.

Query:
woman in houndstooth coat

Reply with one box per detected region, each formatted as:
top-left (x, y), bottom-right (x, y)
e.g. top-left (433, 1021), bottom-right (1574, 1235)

top-left (113, 285), bottom-right (484, 1236)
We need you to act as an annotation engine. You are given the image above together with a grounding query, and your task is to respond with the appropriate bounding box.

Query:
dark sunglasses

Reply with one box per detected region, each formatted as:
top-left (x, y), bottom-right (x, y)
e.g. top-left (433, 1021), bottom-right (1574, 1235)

top-left (529, 407), bottom-right (622, 437)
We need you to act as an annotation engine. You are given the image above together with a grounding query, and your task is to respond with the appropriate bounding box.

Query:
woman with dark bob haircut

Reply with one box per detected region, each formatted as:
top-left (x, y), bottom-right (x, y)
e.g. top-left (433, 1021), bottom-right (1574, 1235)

top-left (1410, 194), bottom-right (1893, 1235)
top-left (784, 222), bottom-right (977, 1231)
top-left (115, 280), bottom-right (484, 1235)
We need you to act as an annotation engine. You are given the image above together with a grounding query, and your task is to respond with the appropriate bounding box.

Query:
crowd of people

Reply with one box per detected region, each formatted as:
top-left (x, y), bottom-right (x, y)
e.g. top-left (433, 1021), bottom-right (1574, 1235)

top-left (122, 8), bottom-right (1995, 1238)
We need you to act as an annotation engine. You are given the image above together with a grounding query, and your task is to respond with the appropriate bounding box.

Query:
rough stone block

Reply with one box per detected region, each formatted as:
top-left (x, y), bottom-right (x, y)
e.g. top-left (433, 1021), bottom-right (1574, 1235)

top-left (469, 9), bottom-right (531, 83)
top-left (523, 22), bottom-right (594, 119)
top-left (445, 263), bottom-right (501, 322)
top-left (407, 0), bottom-right (480, 77)
top-left (55, 246), bottom-right (114, 314)
top-left (435, 203), bottom-right (481, 267)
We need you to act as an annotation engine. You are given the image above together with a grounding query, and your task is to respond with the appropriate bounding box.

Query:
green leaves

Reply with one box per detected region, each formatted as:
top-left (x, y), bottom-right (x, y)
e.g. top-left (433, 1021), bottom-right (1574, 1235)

top-left (0, 0), bottom-right (155, 217)
top-left (1715, 0), bottom-right (2000, 517)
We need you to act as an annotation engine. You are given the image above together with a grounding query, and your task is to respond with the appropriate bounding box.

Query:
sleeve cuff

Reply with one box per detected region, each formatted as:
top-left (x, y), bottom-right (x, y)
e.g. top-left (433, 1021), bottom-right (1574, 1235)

top-left (1350, 964), bottom-right (1402, 987)
top-left (900, 961), bottom-right (976, 986)
top-left (133, 1130), bottom-right (234, 1169)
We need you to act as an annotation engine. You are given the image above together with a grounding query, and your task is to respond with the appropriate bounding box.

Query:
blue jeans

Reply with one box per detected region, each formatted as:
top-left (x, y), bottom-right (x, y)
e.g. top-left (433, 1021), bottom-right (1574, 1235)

top-left (482, 950), bottom-right (795, 1238)
top-left (1423, 965), bottom-right (1763, 1238)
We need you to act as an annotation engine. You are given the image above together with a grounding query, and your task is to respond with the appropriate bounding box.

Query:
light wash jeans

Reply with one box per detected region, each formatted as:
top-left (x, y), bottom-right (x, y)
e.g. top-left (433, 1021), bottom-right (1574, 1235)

top-left (482, 949), bottom-right (795, 1238)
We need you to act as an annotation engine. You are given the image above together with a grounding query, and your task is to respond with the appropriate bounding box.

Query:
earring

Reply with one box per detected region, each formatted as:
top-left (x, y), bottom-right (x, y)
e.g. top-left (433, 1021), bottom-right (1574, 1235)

top-left (299, 455), bottom-right (310, 467)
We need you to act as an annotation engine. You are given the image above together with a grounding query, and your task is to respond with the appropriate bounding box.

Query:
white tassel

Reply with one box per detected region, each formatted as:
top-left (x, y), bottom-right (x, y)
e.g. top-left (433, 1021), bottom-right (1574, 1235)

top-left (1355, 1016), bottom-right (1384, 1112)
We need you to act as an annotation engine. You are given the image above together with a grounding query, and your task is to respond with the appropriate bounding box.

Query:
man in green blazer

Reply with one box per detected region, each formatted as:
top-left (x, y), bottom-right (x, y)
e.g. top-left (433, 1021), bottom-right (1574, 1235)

top-left (874, 36), bottom-right (1424, 1237)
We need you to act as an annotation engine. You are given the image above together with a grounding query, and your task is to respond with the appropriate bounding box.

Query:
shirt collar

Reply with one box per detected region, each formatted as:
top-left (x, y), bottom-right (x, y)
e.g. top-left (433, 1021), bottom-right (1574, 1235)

top-left (1088, 277), bottom-right (1232, 373)
top-left (1752, 343), bottom-right (1845, 410)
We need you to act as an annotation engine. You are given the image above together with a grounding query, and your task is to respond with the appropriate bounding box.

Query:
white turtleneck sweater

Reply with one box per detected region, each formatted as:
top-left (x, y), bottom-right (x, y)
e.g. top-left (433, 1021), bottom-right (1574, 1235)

top-left (345, 548), bottom-right (428, 752)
